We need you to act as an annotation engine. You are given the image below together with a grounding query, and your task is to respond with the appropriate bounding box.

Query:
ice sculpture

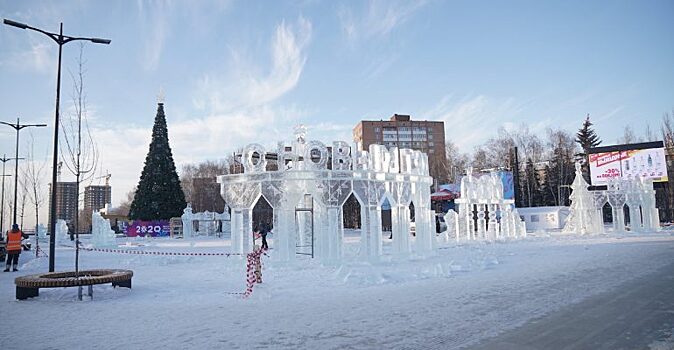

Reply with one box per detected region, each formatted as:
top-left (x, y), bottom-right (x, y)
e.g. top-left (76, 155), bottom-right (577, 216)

top-left (443, 209), bottom-right (459, 242)
top-left (563, 163), bottom-right (660, 234)
top-left (181, 204), bottom-right (194, 238)
top-left (453, 168), bottom-right (526, 241)
top-left (91, 212), bottom-right (117, 247)
top-left (218, 127), bottom-right (434, 263)
top-left (36, 224), bottom-right (47, 240)
top-left (56, 220), bottom-right (69, 245)
top-left (563, 163), bottom-right (600, 235)
top-left (181, 204), bottom-right (231, 239)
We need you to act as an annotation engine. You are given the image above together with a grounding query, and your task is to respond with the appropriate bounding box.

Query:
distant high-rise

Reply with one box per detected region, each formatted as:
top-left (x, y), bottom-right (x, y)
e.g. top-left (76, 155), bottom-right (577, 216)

top-left (353, 114), bottom-right (448, 184)
top-left (84, 185), bottom-right (112, 213)
top-left (48, 182), bottom-right (78, 233)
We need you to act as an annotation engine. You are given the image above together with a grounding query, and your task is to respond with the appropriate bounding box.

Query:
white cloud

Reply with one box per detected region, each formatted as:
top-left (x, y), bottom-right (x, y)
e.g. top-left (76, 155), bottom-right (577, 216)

top-left (424, 94), bottom-right (529, 152)
top-left (339, 0), bottom-right (427, 42)
top-left (195, 16), bottom-right (312, 112)
top-left (88, 17), bottom-right (314, 206)
top-left (0, 40), bottom-right (54, 73)
top-left (137, 0), bottom-right (170, 71)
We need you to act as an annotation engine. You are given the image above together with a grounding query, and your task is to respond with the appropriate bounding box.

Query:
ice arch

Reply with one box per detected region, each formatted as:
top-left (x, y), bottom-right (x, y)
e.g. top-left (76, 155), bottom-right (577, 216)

top-left (217, 129), bottom-right (434, 263)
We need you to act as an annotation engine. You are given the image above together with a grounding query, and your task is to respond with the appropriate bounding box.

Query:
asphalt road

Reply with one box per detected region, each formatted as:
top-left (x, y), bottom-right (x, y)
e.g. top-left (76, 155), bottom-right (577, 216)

top-left (470, 262), bottom-right (674, 350)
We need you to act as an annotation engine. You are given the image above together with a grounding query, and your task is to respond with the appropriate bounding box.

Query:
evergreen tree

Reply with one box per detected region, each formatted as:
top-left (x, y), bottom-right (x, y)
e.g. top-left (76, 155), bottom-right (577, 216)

top-left (540, 164), bottom-right (556, 206)
top-left (575, 114), bottom-right (602, 182)
top-left (521, 158), bottom-right (544, 207)
top-left (575, 114), bottom-right (602, 152)
top-left (544, 147), bottom-right (575, 206)
top-left (129, 102), bottom-right (186, 221)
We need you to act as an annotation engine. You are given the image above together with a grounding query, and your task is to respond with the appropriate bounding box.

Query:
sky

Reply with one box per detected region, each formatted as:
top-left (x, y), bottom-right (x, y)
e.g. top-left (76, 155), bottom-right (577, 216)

top-left (0, 0), bottom-right (673, 226)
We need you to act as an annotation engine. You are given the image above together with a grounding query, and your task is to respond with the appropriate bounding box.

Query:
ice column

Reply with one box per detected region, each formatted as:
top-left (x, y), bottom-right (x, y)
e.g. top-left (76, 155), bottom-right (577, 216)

top-left (413, 184), bottom-right (434, 255)
top-left (353, 178), bottom-right (383, 260)
top-left (640, 178), bottom-right (660, 232)
top-left (181, 204), bottom-right (194, 238)
top-left (312, 178), bottom-right (352, 262)
top-left (219, 181), bottom-right (260, 255)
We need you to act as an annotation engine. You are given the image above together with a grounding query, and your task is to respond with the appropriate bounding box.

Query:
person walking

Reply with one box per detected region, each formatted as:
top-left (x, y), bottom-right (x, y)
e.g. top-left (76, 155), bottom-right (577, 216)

top-left (5, 224), bottom-right (26, 272)
top-left (259, 223), bottom-right (269, 250)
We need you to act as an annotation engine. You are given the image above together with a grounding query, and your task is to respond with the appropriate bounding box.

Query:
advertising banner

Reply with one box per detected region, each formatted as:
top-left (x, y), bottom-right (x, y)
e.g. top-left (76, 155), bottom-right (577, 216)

top-left (588, 142), bottom-right (668, 185)
top-left (123, 220), bottom-right (171, 237)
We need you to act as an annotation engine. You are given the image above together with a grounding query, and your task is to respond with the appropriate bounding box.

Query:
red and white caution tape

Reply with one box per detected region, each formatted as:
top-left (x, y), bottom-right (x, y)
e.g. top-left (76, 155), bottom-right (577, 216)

top-left (244, 247), bottom-right (267, 297)
top-left (79, 246), bottom-right (244, 257)
top-left (35, 245), bottom-right (49, 258)
top-left (224, 247), bottom-right (268, 298)
top-left (74, 245), bottom-right (268, 298)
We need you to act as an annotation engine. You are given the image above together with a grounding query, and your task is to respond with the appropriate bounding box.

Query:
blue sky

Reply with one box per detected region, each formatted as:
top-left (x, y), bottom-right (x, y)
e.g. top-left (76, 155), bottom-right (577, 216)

top-left (1, 0), bottom-right (673, 215)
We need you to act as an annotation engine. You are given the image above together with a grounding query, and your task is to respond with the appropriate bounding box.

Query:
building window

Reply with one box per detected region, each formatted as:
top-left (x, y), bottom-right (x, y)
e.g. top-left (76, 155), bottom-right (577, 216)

top-left (375, 127), bottom-right (380, 132)
top-left (429, 142), bottom-right (434, 147)
top-left (429, 149), bottom-right (435, 154)
top-left (428, 134), bottom-right (434, 140)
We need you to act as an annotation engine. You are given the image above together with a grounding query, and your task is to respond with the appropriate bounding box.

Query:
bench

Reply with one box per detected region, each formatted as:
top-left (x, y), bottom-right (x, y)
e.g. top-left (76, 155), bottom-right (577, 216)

top-left (15, 269), bottom-right (133, 300)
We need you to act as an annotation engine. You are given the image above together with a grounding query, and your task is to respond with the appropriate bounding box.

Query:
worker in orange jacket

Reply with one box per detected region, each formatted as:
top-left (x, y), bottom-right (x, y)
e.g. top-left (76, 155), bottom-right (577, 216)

top-left (4, 224), bottom-right (26, 272)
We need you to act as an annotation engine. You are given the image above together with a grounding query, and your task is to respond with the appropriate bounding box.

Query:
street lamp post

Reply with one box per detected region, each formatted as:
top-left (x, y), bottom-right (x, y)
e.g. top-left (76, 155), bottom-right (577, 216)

top-left (0, 119), bottom-right (47, 228)
top-left (3, 19), bottom-right (110, 272)
top-left (0, 155), bottom-right (19, 238)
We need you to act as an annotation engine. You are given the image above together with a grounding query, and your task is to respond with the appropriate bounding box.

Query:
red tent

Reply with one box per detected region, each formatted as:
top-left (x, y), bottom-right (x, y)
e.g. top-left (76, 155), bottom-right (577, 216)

top-left (430, 188), bottom-right (456, 201)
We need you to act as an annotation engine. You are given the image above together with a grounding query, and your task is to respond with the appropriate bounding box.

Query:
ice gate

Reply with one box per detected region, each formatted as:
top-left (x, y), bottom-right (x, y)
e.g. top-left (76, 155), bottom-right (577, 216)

top-left (217, 128), bottom-right (434, 262)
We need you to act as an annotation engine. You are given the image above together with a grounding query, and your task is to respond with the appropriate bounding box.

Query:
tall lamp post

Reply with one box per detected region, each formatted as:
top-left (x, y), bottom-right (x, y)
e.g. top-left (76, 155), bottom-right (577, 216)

top-left (3, 19), bottom-right (110, 272)
top-left (0, 155), bottom-right (19, 237)
top-left (0, 118), bottom-right (47, 227)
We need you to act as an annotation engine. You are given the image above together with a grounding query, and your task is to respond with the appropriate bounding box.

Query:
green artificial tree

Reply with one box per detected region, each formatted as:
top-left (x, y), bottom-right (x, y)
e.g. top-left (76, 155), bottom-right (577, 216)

top-left (129, 101), bottom-right (186, 220)
top-left (575, 114), bottom-right (602, 182)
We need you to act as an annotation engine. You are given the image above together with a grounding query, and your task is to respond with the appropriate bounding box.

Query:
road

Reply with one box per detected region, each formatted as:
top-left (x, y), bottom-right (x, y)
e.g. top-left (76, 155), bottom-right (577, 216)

top-left (470, 261), bottom-right (674, 350)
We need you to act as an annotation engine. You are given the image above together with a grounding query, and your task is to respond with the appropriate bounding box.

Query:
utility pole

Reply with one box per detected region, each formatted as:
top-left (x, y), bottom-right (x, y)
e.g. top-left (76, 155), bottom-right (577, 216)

top-left (0, 155), bottom-right (19, 237)
top-left (0, 118), bottom-right (47, 227)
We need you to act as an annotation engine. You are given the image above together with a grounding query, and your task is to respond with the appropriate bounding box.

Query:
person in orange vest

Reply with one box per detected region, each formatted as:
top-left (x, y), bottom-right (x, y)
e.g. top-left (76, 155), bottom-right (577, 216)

top-left (4, 224), bottom-right (26, 272)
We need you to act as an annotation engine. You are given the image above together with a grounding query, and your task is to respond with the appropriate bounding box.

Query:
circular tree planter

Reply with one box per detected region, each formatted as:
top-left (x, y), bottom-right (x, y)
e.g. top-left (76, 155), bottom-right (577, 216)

top-left (15, 269), bottom-right (133, 300)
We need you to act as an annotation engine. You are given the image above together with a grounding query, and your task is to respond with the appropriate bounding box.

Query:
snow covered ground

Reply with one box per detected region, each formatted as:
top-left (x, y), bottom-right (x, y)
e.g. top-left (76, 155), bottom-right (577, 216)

top-left (2, 230), bottom-right (674, 349)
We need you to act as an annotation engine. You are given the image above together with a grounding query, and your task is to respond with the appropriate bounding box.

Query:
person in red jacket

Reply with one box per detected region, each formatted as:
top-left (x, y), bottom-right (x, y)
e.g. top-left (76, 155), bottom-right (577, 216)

top-left (4, 224), bottom-right (26, 272)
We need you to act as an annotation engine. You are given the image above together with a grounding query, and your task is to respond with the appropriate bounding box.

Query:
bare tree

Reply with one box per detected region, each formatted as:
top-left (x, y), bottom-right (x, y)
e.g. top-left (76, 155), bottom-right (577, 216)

top-left (644, 122), bottom-right (656, 142)
top-left (444, 141), bottom-right (469, 182)
top-left (483, 127), bottom-right (516, 171)
top-left (18, 176), bottom-right (28, 230)
top-left (542, 128), bottom-right (577, 206)
top-left (117, 188), bottom-right (136, 217)
top-left (658, 110), bottom-right (674, 221)
top-left (180, 159), bottom-right (229, 212)
top-left (617, 125), bottom-right (640, 144)
top-left (23, 132), bottom-right (48, 256)
top-left (662, 111), bottom-right (674, 148)
top-left (471, 146), bottom-right (490, 172)
top-left (60, 44), bottom-right (99, 276)
top-left (515, 125), bottom-right (545, 163)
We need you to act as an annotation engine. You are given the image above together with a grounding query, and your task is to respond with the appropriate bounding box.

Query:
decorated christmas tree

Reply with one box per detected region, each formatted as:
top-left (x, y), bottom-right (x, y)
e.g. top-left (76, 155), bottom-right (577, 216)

top-left (129, 100), bottom-right (186, 220)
